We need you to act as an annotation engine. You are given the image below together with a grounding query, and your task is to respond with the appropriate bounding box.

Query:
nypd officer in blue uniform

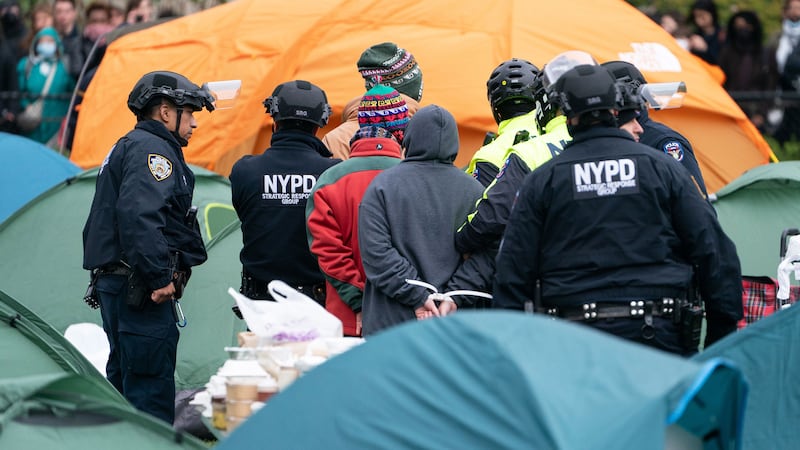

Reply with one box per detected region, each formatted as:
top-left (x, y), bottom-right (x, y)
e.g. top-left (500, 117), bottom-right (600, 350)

top-left (82, 71), bottom-right (214, 424)
top-left (493, 63), bottom-right (743, 355)
top-left (230, 80), bottom-right (339, 305)
top-left (602, 60), bottom-right (708, 196)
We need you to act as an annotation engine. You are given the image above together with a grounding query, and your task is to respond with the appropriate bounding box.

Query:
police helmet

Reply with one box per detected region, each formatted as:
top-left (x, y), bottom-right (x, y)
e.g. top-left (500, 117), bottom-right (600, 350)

top-left (602, 61), bottom-right (646, 124)
top-left (601, 60), bottom-right (647, 88)
top-left (550, 64), bottom-right (618, 120)
top-left (486, 58), bottom-right (539, 123)
top-left (127, 71), bottom-right (215, 116)
top-left (263, 80), bottom-right (331, 128)
top-left (614, 80), bottom-right (645, 124)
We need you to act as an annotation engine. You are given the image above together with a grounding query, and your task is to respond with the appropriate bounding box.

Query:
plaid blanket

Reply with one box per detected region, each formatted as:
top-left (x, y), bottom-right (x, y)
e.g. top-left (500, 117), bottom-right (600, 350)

top-left (739, 276), bottom-right (800, 329)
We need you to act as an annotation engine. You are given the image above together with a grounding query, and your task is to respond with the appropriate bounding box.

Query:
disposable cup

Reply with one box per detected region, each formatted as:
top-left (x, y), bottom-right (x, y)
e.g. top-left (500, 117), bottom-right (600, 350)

top-left (225, 399), bottom-right (253, 418)
top-left (226, 377), bottom-right (259, 401)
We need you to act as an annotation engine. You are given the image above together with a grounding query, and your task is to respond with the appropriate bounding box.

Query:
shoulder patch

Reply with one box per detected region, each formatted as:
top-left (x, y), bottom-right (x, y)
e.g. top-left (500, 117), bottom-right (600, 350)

top-left (148, 153), bottom-right (173, 181)
top-left (662, 141), bottom-right (684, 162)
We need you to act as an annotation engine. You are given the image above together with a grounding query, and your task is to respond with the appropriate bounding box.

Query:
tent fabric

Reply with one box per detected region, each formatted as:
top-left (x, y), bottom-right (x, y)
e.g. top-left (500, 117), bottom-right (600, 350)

top-left (217, 311), bottom-right (746, 450)
top-left (0, 167), bottom-right (244, 390)
top-left (693, 305), bottom-right (800, 450)
top-left (0, 132), bottom-right (81, 224)
top-left (0, 373), bottom-right (208, 449)
top-left (0, 289), bottom-right (117, 397)
top-left (71, 0), bottom-right (771, 193)
top-left (711, 162), bottom-right (800, 277)
top-left (0, 290), bottom-right (203, 448)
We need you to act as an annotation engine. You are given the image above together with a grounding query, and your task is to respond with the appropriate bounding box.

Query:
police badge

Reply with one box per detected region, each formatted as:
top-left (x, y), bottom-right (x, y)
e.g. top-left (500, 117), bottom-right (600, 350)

top-left (663, 141), bottom-right (684, 162)
top-left (148, 153), bottom-right (173, 181)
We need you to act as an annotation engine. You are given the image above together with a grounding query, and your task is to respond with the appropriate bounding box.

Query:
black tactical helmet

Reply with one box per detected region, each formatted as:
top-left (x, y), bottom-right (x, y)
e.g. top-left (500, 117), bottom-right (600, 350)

top-left (127, 71), bottom-right (215, 116)
top-left (601, 60), bottom-right (647, 88)
top-left (551, 64), bottom-right (618, 120)
top-left (486, 58), bottom-right (539, 123)
top-left (263, 80), bottom-right (331, 128)
top-left (602, 61), bottom-right (645, 122)
top-left (535, 50), bottom-right (597, 132)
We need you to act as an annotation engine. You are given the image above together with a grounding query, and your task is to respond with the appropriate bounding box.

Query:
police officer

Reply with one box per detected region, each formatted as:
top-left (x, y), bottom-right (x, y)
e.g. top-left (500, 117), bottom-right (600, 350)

top-left (456, 52), bottom-right (594, 255)
top-left (493, 63), bottom-right (743, 355)
top-left (465, 58), bottom-right (540, 187)
top-left (82, 70), bottom-right (214, 423)
top-left (230, 80), bottom-right (339, 305)
top-left (602, 60), bottom-right (708, 196)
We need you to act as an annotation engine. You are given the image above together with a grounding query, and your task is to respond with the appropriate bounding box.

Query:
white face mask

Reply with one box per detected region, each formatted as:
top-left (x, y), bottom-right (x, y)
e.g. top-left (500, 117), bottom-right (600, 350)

top-left (36, 41), bottom-right (57, 58)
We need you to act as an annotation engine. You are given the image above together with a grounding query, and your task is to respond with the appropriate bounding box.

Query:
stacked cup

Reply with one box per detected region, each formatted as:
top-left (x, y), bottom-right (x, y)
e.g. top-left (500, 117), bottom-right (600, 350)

top-left (225, 377), bottom-right (260, 432)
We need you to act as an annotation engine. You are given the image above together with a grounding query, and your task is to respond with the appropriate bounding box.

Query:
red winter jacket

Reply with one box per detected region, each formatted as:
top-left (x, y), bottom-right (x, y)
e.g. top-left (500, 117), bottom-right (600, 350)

top-left (305, 136), bottom-right (402, 335)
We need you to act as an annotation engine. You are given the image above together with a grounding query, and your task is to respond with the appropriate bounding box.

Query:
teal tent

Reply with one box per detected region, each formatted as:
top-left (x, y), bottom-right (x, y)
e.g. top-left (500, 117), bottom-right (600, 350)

top-left (0, 131), bottom-right (81, 224)
top-left (217, 311), bottom-right (747, 450)
top-left (711, 162), bottom-right (800, 277)
top-left (0, 289), bottom-right (207, 448)
top-left (693, 305), bottom-right (800, 450)
top-left (0, 167), bottom-right (245, 390)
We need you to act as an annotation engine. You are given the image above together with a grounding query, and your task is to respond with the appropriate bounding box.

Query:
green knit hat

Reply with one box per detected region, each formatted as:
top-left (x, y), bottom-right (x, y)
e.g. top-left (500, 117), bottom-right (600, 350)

top-left (357, 42), bottom-right (423, 102)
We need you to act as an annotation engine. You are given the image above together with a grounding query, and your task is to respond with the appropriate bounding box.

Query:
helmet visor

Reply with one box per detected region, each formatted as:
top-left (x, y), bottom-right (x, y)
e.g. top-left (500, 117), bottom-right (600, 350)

top-left (204, 79), bottom-right (242, 110)
top-left (640, 81), bottom-right (686, 110)
top-left (542, 51), bottom-right (598, 90)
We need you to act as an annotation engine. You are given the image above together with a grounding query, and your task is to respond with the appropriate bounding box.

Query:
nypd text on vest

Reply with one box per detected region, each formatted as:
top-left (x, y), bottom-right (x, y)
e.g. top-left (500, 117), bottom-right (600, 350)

top-left (263, 174), bottom-right (317, 204)
top-left (572, 158), bottom-right (639, 198)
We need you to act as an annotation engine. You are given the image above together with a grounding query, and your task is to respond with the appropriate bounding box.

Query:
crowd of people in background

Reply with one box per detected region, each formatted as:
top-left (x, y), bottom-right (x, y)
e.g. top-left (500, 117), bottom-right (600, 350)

top-left (0, 0), bottom-right (173, 148)
top-left (644, 0), bottom-right (800, 147)
top-left (2, 0), bottom-right (800, 152)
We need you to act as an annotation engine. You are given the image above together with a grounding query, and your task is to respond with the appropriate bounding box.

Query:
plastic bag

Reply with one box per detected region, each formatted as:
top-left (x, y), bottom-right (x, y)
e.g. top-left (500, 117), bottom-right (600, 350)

top-left (228, 281), bottom-right (342, 343)
top-left (17, 99), bottom-right (44, 132)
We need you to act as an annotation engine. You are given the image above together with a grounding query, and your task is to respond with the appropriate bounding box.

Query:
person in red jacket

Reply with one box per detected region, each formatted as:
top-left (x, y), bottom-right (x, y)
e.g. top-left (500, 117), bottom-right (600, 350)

top-left (305, 85), bottom-right (408, 336)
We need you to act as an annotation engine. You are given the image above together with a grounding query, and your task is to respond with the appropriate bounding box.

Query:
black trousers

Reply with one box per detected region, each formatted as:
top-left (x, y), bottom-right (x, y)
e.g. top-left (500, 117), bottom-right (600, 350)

top-left (586, 316), bottom-right (693, 356)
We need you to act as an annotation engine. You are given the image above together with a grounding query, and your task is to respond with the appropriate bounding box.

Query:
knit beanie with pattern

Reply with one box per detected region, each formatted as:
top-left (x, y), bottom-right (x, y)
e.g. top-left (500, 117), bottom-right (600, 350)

top-left (357, 42), bottom-right (423, 102)
top-left (355, 85), bottom-right (409, 143)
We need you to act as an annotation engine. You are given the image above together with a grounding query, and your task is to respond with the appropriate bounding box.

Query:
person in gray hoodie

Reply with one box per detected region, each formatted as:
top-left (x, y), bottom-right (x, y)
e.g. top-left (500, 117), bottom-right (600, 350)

top-left (358, 105), bottom-right (491, 336)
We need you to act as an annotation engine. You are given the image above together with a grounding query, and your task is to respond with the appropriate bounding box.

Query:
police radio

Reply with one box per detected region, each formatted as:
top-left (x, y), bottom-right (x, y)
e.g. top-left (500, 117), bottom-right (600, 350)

top-left (185, 205), bottom-right (198, 226)
top-left (482, 131), bottom-right (497, 146)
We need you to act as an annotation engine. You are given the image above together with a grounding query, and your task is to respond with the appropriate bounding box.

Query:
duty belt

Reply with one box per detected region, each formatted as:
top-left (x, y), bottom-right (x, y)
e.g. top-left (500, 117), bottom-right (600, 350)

top-left (240, 274), bottom-right (324, 302)
top-left (542, 298), bottom-right (682, 322)
top-left (96, 262), bottom-right (131, 276)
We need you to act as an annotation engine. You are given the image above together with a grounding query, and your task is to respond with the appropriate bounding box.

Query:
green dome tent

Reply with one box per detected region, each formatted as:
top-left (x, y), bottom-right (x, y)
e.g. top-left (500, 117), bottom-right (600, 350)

top-left (0, 288), bottom-right (114, 384)
top-left (0, 167), bottom-right (244, 390)
top-left (217, 312), bottom-right (747, 450)
top-left (0, 289), bottom-right (206, 448)
top-left (711, 162), bottom-right (800, 277)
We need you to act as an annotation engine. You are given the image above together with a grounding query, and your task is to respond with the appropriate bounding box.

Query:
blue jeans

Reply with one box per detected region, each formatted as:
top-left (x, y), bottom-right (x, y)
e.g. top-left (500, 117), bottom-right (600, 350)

top-left (97, 274), bottom-right (179, 424)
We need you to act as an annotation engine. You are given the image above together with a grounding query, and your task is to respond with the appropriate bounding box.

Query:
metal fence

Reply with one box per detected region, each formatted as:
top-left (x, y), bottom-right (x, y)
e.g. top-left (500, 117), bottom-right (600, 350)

top-left (0, 91), bottom-right (74, 128)
top-left (728, 91), bottom-right (800, 149)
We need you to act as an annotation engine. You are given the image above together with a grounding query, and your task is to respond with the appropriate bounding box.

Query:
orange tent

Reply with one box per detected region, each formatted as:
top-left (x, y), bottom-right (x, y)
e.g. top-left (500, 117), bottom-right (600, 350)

top-left (71, 0), bottom-right (773, 193)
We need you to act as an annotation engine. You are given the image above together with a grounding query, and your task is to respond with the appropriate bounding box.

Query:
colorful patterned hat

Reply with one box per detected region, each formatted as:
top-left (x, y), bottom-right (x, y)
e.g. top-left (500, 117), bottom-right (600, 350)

top-left (357, 42), bottom-right (423, 101)
top-left (356, 85), bottom-right (409, 143)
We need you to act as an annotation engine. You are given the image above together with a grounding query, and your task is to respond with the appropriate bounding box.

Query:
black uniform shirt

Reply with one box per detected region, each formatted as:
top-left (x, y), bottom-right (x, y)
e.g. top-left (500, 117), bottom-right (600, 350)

top-left (83, 120), bottom-right (207, 290)
top-left (639, 109), bottom-right (708, 195)
top-left (230, 129), bottom-right (339, 286)
top-left (494, 126), bottom-right (742, 327)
